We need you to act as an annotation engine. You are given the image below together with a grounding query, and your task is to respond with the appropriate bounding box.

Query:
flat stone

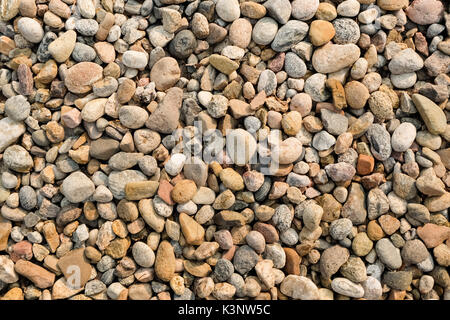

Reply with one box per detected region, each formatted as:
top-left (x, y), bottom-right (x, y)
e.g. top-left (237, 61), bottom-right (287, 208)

top-left (412, 94), bottom-right (447, 135)
top-left (312, 43), bottom-right (360, 74)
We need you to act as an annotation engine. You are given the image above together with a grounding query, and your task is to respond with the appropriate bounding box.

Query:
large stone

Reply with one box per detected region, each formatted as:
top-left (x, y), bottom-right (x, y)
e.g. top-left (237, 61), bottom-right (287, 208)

top-left (108, 170), bottom-right (147, 200)
top-left (64, 62), bottom-right (103, 94)
top-left (412, 94), bottom-right (447, 135)
top-left (280, 275), bottom-right (320, 300)
top-left (155, 241), bottom-right (176, 282)
top-left (3, 145), bottom-right (33, 173)
top-left (57, 248), bottom-right (92, 288)
top-left (145, 87), bottom-right (183, 134)
top-left (61, 172), bottom-right (95, 203)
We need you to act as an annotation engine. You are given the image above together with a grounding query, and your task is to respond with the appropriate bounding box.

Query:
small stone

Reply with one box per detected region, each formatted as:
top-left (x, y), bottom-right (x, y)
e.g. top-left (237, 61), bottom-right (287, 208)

top-left (61, 172), bottom-right (95, 203)
top-left (0, 256), bottom-right (19, 283)
top-left (291, 0), bottom-right (319, 21)
top-left (368, 91), bottom-right (394, 121)
top-left (264, 0), bottom-right (292, 25)
top-left (389, 48), bottom-right (424, 74)
top-left (320, 245), bottom-right (349, 279)
top-left (412, 94), bottom-right (447, 135)
top-left (312, 131), bottom-right (336, 151)
top-left (405, 0), bottom-right (444, 25)
top-left (132, 242), bottom-right (155, 268)
top-left (0, 118), bottom-right (26, 152)
top-left (352, 233), bottom-right (373, 257)
top-left (57, 248), bottom-right (91, 288)
top-left (252, 17), bottom-right (278, 46)
top-left (366, 124), bottom-right (392, 161)
top-left (233, 245), bottom-right (259, 275)
top-left (417, 224), bottom-right (450, 248)
top-left (329, 218), bottom-right (353, 241)
top-left (4, 95), bottom-right (30, 122)
top-left (64, 62), bottom-right (103, 94)
top-left (383, 271), bottom-right (412, 291)
top-left (14, 259), bottom-right (55, 289)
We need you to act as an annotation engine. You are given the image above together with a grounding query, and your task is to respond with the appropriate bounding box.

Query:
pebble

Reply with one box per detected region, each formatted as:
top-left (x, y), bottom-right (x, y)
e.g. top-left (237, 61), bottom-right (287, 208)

top-left (366, 124), bottom-right (392, 161)
top-left (0, 0), bottom-right (448, 302)
top-left (48, 30), bottom-right (76, 63)
top-left (0, 118), bottom-right (26, 153)
top-left (391, 122), bottom-right (417, 152)
top-left (3, 145), bottom-right (33, 173)
top-left (291, 0), bottom-right (319, 21)
top-left (331, 277), bottom-right (364, 298)
top-left (280, 275), bottom-right (320, 300)
top-left (264, 0), bottom-right (292, 25)
top-left (405, 0), bottom-right (444, 25)
top-left (216, 0), bottom-right (240, 22)
top-left (320, 245), bottom-right (349, 279)
top-left (17, 18), bottom-right (44, 43)
top-left (312, 43), bottom-right (360, 74)
top-left (284, 52), bottom-right (306, 78)
top-left (233, 245), bottom-right (259, 275)
top-left (252, 17), bottom-right (278, 46)
top-left (4, 95), bottom-right (30, 122)
top-left (309, 20), bottom-right (335, 47)
top-left (64, 62), bottom-right (103, 94)
top-left (122, 51), bottom-right (148, 69)
top-left (132, 242), bottom-right (155, 268)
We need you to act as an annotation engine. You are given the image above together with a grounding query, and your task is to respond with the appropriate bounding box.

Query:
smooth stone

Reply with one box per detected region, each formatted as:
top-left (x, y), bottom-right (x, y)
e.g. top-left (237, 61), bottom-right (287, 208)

top-left (312, 43), bottom-right (360, 74)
